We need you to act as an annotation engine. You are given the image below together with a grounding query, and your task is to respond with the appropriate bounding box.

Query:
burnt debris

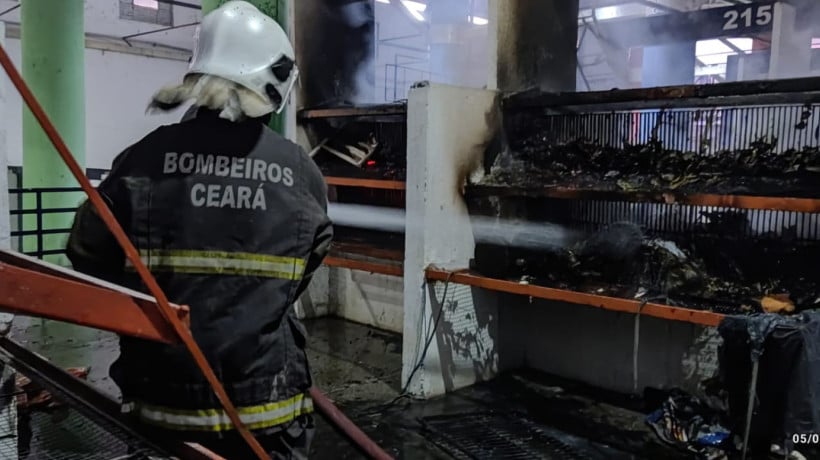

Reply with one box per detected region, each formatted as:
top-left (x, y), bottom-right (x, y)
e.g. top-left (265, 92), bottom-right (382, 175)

top-left (466, 103), bottom-right (820, 316)
top-left (479, 136), bottom-right (820, 197)
top-left (307, 117), bottom-right (407, 181)
top-left (470, 207), bottom-right (820, 316)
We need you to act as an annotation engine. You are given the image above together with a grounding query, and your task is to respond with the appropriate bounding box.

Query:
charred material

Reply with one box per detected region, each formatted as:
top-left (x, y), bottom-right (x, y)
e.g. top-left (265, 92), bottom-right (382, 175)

top-left (467, 95), bottom-right (820, 315)
top-left (306, 115), bottom-right (407, 181)
top-left (469, 198), bottom-right (820, 316)
top-left (477, 101), bottom-right (820, 198)
top-left (480, 137), bottom-right (820, 198)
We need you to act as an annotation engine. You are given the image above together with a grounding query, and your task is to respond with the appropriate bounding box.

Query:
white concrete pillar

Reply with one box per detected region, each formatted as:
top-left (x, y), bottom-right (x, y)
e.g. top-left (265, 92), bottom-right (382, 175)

top-left (402, 82), bottom-right (499, 398)
top-left (769, 2), bottom-right (813, 79)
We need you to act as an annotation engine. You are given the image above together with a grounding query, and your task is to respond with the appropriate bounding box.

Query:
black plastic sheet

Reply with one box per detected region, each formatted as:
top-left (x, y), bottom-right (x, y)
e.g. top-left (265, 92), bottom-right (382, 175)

top-left (718, 311), bottom-right (820, 455)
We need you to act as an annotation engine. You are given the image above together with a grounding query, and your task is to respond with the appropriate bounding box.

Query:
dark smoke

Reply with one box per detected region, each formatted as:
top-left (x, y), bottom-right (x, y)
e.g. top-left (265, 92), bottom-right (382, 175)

top-left (298, 0), bottom-right (375, 108)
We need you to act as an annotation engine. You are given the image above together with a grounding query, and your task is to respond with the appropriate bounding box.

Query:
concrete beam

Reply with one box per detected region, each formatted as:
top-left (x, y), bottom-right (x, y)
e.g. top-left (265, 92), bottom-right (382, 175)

top-left (4, 22), bottom-right (191, 63)
top-left (402, 83), bottom-right (500, 398)
top-left (769, 2), bottom-right (813, 79)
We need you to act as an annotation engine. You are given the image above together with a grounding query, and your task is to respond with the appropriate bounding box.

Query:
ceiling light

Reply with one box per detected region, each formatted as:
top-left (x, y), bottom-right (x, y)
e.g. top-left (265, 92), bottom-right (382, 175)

top-left (471, 16), bottom-right (488, 26)
top-left (594, 6), bottom-right (618, 21)
top-left (133, 0), bottom-right (159, 9)
top-left (401, 0), bottom-right (427, 21)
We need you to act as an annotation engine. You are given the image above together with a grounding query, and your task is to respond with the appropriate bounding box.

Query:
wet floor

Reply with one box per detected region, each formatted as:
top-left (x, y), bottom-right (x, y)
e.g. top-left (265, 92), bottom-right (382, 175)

top-left (7, 316), bottom-right (677, 459)
top-left (303, 318), bottom-right (672, 460)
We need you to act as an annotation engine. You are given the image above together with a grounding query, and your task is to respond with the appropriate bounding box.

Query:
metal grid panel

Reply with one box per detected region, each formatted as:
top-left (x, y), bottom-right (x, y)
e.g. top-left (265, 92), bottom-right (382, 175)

top-left (0, 356), bottom-right (170, 460)
top-left (517, 104), bottom-right (820, 155)
top-left (567, 200), bottom-right (820, 241)
top-left (501, 102), bottom-right (820, 243)
top-left (8, 410), bottom-right (164, 460)
top-left (421, 412), bottom-right (593, 460)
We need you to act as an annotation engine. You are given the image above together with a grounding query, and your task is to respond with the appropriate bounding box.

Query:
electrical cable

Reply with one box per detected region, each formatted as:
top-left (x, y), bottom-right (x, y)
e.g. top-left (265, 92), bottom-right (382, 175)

top-left (400, 271), bottom-right (453, 396)
top-left (632, 298), bottom-right (648, 394)
top-left (358, 271), bottom-right (454, 416)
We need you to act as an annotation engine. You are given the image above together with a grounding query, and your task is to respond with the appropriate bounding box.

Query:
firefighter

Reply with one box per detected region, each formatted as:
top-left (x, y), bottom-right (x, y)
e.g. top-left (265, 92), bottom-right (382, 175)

top-left (66, 1), bottom-right (332, 458)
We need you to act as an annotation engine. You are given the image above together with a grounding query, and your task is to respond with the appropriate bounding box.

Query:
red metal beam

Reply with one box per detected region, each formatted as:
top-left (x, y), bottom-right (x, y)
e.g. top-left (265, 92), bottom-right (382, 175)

top-left (324, 256), bottom-right (404, 277)
top-left (0, 261), bottom-right (187, 345)
top-left (299, 104), bottom-right (407, 120)
top-left (325, 177), bottom-right (407, 190)
top-left (425, 268), bottom-right (725, 327)
top-left (309, 388), bottom-right (394, 460)
top-left (330, 241), bottom-right (405, 262)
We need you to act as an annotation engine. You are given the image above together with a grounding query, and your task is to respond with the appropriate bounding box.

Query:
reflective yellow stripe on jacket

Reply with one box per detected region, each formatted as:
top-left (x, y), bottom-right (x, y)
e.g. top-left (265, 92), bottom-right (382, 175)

top-left (124, 393), bottom-right (314, 432)
top-left (125, 249), bottom-right (306, 280)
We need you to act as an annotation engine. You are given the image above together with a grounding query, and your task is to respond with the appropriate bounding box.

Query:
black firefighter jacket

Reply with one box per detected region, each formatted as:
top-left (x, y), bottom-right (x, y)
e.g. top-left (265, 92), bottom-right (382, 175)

top-left (65, 109), bottom-right (333, 435)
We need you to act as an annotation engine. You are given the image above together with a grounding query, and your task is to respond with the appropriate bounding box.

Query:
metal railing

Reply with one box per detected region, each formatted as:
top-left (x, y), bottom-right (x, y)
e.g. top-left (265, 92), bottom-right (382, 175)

top-left (8, 187), bottom-right (81, 259)
top-left (383, 61), bottom-right (430, 102)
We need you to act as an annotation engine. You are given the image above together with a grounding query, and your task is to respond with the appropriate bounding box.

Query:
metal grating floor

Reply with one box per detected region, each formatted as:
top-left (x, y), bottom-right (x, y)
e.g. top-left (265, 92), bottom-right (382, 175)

top-left (3, 408), bottom-right (167, 460)
top-left (420, 412), bottom-right (596, 460)
top-left (0, 360), bottom-right (169, 460)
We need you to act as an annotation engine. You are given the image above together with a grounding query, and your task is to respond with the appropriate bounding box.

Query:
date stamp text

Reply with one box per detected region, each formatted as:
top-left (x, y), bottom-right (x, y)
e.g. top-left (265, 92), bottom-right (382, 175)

top-left (793, 433), bottom-right (820, 445)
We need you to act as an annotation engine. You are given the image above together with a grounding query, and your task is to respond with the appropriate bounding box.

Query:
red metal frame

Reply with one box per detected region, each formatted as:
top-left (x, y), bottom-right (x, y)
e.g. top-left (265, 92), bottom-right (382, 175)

top-left (0, 252), bottom-right (186, 344)
top-left (0, 43), bottom-right (394, 460)
top-left (426, 267), bottom-right (726, 327)
top-left (324, 256), bottom-right (404, 277)
top-left (325, 176), bottom-right (407, 190)
top-left (331, 241), bottom-right (404, 262)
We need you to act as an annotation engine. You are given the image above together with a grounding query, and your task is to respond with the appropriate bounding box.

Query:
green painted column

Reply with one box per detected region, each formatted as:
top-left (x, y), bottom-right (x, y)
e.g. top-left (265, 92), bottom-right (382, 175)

top-left (21, 0), bottom-right (86, 266)
top-left (202, 0), bottom-right (289, 135)
top-left (20, 1), bottom-right (98, 424)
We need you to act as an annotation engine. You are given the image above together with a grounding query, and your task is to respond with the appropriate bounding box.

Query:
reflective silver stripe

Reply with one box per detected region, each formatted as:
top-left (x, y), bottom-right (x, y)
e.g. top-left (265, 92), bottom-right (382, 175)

top-left (125, 249), bottom-right (305, 280)
top-left (124, 394), bottom-right (314, 432)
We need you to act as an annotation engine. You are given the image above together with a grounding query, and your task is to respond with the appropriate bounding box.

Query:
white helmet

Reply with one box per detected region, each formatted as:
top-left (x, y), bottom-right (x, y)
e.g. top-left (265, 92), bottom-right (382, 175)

top-left (188, 0), bottom-right (298, 115)
top-left (147, 1), bottom-right (298, 120)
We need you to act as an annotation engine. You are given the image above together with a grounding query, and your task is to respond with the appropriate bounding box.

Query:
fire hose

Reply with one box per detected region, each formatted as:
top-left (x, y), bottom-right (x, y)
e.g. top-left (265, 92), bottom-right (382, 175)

top-left (0, 42), bottom-right (393, 460)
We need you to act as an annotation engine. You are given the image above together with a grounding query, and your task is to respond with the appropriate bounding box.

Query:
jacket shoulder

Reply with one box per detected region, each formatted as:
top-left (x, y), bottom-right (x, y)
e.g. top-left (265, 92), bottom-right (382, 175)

top-left (259, 127), bottom-right (327, 199)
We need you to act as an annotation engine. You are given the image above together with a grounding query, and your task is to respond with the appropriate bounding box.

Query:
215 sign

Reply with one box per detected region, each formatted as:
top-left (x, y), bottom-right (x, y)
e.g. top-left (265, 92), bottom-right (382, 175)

top-left (722, 4), bottom-right (774, 32)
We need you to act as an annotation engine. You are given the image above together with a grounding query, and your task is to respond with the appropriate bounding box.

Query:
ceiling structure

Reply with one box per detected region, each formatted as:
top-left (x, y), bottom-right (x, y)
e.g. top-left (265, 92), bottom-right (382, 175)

top-left (0, 0), bottom-right (765, 55)
top-left (0, 0), bottom-right (202, 53)
top-left (579, 0), bottom-right (753, 10)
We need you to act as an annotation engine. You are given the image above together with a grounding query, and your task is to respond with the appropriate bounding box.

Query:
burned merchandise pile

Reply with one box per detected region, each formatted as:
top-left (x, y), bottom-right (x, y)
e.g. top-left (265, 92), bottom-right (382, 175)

top-left (311, 121), bottom-right (407, 180)
top-left (472, 217), bottom-right (820, 315)
top-left (482, 136), bottom-right (820, 197)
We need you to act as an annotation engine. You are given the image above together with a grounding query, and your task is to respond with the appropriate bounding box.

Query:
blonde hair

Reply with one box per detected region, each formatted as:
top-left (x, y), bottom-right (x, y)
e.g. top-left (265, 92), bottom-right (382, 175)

top-left (147, 73), bottom-right (271, 122)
